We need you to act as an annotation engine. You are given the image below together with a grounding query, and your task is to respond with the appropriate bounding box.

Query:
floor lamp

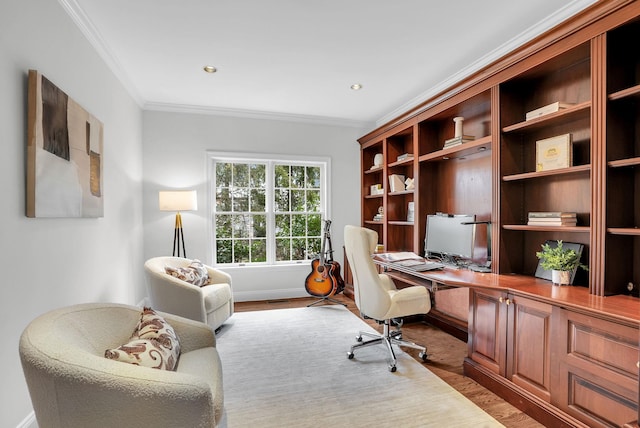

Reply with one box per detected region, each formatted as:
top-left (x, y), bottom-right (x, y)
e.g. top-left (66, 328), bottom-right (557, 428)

top-left (159, 190), bottom-right (197, 258)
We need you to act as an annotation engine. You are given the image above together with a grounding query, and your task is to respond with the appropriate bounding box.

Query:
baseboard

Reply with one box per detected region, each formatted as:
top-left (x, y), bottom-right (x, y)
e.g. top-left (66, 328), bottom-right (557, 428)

top-left (233, 288), bottom-right (310, 302)
top-left (16, 411), bottom-right (37, 428)
top-left (463, 357), bottom-right (590, 428)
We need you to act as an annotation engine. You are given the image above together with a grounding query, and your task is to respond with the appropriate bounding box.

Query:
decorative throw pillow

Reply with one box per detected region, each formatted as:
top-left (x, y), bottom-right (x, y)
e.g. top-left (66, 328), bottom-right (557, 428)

top-left (164, 259), bottom-right (209, 287)
top-left (105, 307), bottom-right (180, 371)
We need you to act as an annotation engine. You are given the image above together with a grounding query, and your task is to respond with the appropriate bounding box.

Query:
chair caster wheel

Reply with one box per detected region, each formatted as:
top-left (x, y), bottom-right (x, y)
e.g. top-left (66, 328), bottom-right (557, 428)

top-left (356, 335), bottom-right (363, 342)
top-left (389, 365), bottom-right (397, 372)
top-left (347, 352), bottom-right (354, 359)
top-left (419, 351), bottom-right (428, 362)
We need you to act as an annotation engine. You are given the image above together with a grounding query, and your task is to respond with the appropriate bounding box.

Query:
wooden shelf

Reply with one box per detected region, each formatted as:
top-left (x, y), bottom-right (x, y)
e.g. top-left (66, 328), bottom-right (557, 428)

top-left (388, 221), bottom-right (414, 226)
top-left (502, 164), bottom-right (590, 182)
top-left (608, 84), bottom-right (640, 101)
top-left (607, 227), bottom-right (640, 236)
top-left (609, 157), bottom-right (640, 168)
top-left (363, 220), bottom-right (384, 225)
top-left (388, 157), bottom-right (414, 168)
top-left (388, 190), bottom-right (414, 196)
top-left (501, 101), bottom-right (591, 134)
top-left (364, 193), bottom-right (383, 199)
top-left (418, 136), bottom-right (492, 163)
top-left (503, 224), bottom-right (590, 232)
top-left (364, 166), bottom-right (383, 174)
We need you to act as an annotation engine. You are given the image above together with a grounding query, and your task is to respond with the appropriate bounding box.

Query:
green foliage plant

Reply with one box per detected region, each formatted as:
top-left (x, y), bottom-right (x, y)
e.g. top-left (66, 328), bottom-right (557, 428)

top-left (536, 240), bottom-right (589, 272)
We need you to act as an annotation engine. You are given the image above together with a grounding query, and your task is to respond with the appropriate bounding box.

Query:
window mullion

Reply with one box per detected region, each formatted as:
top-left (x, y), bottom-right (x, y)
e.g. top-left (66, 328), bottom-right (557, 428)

top-left (266, 160), bottom-right (275, 264)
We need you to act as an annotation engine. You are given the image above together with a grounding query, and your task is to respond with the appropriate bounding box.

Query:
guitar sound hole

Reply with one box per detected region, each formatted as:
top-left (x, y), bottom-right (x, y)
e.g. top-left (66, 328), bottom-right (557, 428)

top-left (317, 265), bottom-right (325, 273)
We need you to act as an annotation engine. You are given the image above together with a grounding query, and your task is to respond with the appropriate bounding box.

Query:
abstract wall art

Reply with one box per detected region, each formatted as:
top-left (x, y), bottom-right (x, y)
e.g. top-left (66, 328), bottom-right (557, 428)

top-left (26, 69), bottom-right (104, 218)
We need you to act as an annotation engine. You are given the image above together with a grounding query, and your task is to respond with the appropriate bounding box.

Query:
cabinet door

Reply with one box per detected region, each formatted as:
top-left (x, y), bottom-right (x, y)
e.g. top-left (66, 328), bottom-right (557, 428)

top-left (469, 289), bottom-right (508, 376)
top-left (507, 295), bottom-right (552, 402)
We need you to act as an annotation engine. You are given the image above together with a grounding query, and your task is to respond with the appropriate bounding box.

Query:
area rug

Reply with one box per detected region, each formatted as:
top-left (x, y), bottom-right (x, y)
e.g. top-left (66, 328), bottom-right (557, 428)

top-left (215, 305), bottom-right (504, 428)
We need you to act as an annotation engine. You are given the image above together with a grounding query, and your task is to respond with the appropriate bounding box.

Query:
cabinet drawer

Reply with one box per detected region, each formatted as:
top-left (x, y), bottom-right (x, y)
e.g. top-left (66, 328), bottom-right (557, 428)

top-left (555, 308), bottom-right (639, 427)
top-left (565, 310), bottom-right (638, 382)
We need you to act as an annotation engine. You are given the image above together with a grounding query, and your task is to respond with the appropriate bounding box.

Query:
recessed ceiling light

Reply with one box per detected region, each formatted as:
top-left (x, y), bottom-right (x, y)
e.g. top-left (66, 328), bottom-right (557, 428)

top-left (350, 83), bottom-right (363, 90)
top-left (203, 65), bottom-right (217, 73)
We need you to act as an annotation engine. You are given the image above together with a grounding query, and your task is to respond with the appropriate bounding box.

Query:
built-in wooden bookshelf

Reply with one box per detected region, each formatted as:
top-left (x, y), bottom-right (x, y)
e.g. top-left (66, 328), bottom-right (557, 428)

top-left (358, 1), bottom-right (640, 300)
top-left (357, 2), bottom-right (640, 427)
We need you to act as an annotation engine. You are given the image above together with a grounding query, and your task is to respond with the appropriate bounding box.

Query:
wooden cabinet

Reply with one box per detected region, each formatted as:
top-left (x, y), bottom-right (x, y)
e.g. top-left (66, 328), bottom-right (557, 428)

top-left (469, 289), bottom-right (552, 402)
top-left (416, 90), bottom-right (493, 264)
top-left (468, 286), bottom-right (639, 427)
top-left (360, 126), bottom-right (417, 253)
top-left (498, 41), bottom-right (592, 286)
top-left (604, 18), bottom-right (640, 297)
top-left (357, 4), bottom-right (640, 425)
top-left (358, 2), bottom-right (640, 298)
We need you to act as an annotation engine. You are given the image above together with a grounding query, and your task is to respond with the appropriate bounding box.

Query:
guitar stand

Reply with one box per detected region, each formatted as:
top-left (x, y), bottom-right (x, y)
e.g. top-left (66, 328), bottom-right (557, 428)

top-left (307, 295), bottom-right (347, 307)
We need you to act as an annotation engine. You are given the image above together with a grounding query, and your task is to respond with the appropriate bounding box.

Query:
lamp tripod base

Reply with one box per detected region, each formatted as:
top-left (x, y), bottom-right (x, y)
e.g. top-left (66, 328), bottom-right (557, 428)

top-left (173, 212), bottom-right (187, 258)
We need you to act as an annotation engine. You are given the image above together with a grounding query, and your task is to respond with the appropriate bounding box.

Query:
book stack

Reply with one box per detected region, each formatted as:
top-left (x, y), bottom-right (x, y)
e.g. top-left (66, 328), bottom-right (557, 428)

top-left (527, 212), bottom-right (577, 226)
top-left (397, 153), bottom-right (413, 162)
top-left (443, 135), bottom-right (474, 149)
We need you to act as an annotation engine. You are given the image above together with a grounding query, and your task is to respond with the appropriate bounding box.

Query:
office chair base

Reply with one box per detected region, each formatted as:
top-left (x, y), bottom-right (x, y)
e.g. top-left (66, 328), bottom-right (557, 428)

top-left (347, 320), bottom-right (428, 372)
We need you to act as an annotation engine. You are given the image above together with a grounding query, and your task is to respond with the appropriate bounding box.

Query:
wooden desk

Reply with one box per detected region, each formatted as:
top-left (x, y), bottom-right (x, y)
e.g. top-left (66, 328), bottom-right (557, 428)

top-left (375, 257), bottom-right (640, 325)
top-left (375, 257), bottom-right (639, 428)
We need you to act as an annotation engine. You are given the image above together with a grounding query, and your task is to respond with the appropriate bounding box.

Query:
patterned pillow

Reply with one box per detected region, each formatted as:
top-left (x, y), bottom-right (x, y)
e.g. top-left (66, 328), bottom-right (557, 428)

top-left (105, 307), bottom-right (180, 371)
top-left (164, 259), bottom-right (209, 287)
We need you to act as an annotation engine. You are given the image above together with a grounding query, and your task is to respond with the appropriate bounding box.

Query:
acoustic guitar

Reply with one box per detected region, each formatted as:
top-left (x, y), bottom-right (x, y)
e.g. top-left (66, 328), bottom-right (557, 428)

top-left (304, 220), bottom-right (344, 297)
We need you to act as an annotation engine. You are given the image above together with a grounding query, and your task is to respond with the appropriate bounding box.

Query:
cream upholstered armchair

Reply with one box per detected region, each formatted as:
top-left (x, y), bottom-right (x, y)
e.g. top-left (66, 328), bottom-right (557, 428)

top-left (19, 302), bottom-right (224, 428)
top-left (344, 225), bottom-right (432, 372)
top-left (144, 257), bottom-right (233, 331)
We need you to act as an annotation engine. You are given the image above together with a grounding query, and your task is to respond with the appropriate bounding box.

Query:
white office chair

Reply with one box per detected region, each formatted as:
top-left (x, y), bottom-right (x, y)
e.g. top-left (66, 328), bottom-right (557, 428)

top-left (344, 225), bottom-right (431, 372)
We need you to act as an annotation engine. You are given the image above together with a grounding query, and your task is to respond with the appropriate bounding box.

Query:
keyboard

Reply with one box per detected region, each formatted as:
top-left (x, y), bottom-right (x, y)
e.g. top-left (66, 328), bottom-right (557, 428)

top-left (405, 261), bottom-right (444, 272)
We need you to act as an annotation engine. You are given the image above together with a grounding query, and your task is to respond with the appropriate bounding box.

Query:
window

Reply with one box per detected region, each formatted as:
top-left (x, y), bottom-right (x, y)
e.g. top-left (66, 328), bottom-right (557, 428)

top-left (209, 153), bottom-right (329, 266)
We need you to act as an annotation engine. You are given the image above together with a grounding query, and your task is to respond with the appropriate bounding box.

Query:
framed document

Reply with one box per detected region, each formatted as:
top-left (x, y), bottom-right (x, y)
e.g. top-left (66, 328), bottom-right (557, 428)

top-left (536, 133), bottom-right (572, 171)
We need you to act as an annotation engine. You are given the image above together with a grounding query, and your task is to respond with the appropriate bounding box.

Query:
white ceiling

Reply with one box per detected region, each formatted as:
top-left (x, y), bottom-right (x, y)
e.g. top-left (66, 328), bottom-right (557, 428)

top-left (64, 0), bottom-right (597, 128)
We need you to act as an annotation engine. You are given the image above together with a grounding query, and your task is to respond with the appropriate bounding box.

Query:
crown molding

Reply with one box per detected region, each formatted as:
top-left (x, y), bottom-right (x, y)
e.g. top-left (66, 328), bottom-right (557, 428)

top-left (144, 101), bottom-right (374, 129)
top-left (59, 0), bottom-right (371, 128)
top-left (60, 0), bottom-right (595, 130)
top-left (58, 0), bottom-right (144, 106)
top-left (375, 0), bottom-right (598, 127)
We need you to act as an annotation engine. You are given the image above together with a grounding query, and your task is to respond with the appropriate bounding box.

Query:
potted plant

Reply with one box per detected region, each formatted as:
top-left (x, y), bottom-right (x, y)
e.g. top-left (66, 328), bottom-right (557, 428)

top-left (535, 240), bottom-right (588, 285)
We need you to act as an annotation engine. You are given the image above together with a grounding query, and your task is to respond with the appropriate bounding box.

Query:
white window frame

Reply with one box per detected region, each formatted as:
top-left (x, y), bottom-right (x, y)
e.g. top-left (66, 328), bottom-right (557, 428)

top-left (207, 151), bottom-right (331, 267)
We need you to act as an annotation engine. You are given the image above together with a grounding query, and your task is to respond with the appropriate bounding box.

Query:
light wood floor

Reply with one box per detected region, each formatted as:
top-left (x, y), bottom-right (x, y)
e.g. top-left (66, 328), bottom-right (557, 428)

top-left (235, 294), bottom-right (545, 428)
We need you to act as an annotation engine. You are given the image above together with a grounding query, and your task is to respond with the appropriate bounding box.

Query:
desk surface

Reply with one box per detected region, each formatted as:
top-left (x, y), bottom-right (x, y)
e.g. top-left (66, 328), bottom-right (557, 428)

top-left (374, 257), bottom-right (640, 325)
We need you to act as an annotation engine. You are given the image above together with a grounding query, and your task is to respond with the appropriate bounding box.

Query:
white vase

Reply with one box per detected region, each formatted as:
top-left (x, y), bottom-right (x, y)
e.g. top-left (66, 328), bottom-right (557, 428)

top-left (551, 270), bottom-right (571, 285)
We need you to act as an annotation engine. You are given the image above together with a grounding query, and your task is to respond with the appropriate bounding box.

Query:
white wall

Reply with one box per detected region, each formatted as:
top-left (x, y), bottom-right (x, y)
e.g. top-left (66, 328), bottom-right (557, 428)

top-left (0, 1), bottom-right (144, 427)
top-left (142, 111), bottom-right (365, 301)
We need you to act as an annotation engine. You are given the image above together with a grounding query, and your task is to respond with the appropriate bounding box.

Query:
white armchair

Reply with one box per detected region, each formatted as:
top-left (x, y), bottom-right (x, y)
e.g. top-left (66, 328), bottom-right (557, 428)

top-left (144, 257), bottom-right (234, 331)
top-left (19, 302), bottom-right (224, 428)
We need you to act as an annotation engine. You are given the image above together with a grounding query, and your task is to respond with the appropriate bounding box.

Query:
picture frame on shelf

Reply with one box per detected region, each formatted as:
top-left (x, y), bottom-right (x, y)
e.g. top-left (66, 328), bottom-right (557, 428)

top-left (536, 133), bottom-right (572, 172)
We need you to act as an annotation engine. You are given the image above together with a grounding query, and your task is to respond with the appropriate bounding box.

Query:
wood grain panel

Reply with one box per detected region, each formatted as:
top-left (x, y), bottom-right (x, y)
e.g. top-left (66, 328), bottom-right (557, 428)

top-left (509, 296), bottom-right (552, 401)
top-left (569, 373), bottom-right (637, 427)
top-left (470, 289), bottom-right (506, 376)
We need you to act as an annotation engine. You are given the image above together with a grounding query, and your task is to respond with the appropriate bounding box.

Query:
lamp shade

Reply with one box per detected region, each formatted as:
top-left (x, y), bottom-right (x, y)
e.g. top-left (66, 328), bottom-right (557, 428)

top-left (159, 190), bottom-right (198, 212)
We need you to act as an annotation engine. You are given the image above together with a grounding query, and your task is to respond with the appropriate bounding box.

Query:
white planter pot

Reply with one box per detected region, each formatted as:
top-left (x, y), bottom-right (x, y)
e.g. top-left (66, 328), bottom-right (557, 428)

top-left (551, 270), bottom-right (571, 285)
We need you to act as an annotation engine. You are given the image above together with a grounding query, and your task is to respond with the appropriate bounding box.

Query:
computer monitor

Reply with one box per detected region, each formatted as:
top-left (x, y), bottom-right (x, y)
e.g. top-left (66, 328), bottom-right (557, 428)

top-left (424, 214), bottom-right (476, 261)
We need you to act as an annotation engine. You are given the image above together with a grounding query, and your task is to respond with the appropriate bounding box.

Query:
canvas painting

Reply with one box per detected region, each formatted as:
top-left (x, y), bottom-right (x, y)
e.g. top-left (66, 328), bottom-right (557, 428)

top-left (26, 70), bottom-right (104, 217)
